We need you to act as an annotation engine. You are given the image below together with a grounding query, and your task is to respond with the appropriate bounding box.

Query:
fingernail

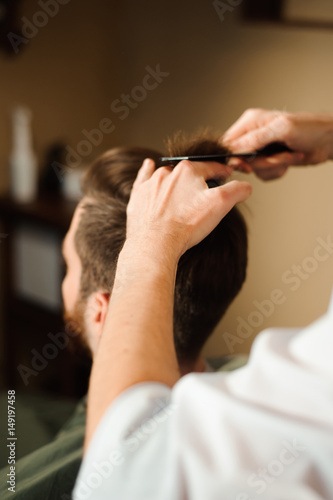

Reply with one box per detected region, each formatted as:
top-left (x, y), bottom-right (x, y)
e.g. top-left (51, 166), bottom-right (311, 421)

top-left (228, 158), bottom-right (242, 167)
top-left (143, 158), bottom-right (153, 168)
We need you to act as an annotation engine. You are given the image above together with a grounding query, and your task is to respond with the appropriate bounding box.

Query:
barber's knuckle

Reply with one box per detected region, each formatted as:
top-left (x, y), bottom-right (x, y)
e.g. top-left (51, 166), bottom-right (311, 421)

top-left (260, 127), bottom-right (275, 143)
top-left (154, 166), bottom-right (170, 179)
top-left (239, 137), bottom-right (252, 151)
top-left (280, 113), bottom-right (292, 128)
top-left (173, 160), bottom-right (193, 179)
top-left (218, 188), bottom-right (231, 204)
top-left (276, 114), bottom-right (293, 137)
top-left (245, 107), bottom-right (261, 118)
top-left (159, 165), bottom-right (171, 175)
top-left (178, 159), bottom-right (192, 171)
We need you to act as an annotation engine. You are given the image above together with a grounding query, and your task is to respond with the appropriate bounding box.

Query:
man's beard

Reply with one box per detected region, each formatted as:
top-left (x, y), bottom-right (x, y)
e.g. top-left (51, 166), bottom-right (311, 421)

top-left (63, 295), bottom-right (92, 359)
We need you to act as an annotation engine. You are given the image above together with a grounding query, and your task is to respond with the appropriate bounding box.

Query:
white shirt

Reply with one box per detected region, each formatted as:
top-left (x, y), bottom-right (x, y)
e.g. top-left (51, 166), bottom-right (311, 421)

top-left (73, 293), bottom-right (333, 500)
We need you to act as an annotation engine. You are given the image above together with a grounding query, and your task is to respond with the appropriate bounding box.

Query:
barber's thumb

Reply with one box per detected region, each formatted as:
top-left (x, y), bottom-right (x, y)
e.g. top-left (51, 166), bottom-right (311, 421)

top-left (217, 180), bottom-right (252, 212)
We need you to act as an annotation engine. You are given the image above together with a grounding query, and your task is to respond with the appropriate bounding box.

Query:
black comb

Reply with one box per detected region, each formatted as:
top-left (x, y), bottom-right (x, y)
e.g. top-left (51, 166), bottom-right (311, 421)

top-left (159, 142), bottom-right (293, 164)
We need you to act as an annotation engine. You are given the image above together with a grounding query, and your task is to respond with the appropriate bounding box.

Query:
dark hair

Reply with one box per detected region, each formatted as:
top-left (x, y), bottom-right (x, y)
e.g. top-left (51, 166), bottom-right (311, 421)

top-left (75, 134), bottom-right (248, 365)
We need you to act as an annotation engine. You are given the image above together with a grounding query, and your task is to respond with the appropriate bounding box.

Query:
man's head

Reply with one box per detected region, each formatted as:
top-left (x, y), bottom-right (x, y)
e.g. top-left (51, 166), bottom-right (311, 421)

top-left (62, 134), bottom-right (248, 370)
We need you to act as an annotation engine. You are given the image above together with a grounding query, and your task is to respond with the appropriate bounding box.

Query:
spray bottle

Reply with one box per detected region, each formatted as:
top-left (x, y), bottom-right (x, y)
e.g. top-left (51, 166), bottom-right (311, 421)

top-left (10, 106), bottom-right (38, 203)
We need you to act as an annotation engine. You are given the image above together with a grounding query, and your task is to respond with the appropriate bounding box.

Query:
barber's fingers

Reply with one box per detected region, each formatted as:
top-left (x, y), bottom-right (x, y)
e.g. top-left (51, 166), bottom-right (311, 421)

top-left (229, 151), bottom-right (304, 169)
top-left (228, 152), bottom-right (305, 180)
top-left (215, 180), bottom-right (252, 208)
top-left (184, 179), bottom-right (252, 252)
top-left (222, 108), bottom-right (281, 146)
top-left (253, 166), bottom-right (288, 181)
top-left (172, 159), bottom-right (233, 183)
top-left (230, 162), bottom-right (253, 174)
top-left (133, 158), bottom-right (157, 186)
top-left (134, 158), bottom-right (233, 187)
top-left (225, 123), bottom-right (287, 154)
top-left (137, 159), bottom-right (234, 190)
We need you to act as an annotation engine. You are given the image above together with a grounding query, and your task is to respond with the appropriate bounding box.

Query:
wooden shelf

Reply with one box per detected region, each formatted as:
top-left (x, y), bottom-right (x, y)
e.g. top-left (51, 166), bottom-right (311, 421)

top-left (0, 195), bottom-right (77, 232)
top-left (0, 195), bottom-right (90, 398)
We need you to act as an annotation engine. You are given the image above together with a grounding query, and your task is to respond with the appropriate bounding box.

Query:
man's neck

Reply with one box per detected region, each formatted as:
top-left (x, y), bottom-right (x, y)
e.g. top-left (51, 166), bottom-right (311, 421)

top-left (180, 355), bottom-right (206, 376)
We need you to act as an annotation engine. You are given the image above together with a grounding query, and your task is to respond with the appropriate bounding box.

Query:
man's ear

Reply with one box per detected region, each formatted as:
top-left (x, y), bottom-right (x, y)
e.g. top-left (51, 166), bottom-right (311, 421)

top-left (86, 292), bottom-right (110, 340)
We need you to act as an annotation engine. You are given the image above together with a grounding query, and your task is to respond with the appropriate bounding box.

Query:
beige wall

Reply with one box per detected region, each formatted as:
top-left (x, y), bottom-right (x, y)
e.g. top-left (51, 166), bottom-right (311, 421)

top-left (1, 0), bottom-right (333, 362)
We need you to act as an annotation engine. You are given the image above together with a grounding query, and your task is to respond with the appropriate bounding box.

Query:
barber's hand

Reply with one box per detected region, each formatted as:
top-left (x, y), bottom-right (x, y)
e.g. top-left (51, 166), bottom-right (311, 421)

top-left (222, 108), bottom-right (333, 180)
top-left (126, 159), bottom-right (252, 260)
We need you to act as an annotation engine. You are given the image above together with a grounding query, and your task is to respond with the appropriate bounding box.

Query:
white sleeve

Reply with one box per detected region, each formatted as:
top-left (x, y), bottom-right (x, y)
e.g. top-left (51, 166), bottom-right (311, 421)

top-left (73, 382), bottom-right (178, 500)
top-left (73, 292), bottom-right (333, 500)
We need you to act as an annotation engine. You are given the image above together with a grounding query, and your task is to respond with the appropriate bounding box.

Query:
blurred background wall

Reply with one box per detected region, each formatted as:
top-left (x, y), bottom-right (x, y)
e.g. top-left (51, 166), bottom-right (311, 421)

top-left (1, 0), bottom-right (333, 383)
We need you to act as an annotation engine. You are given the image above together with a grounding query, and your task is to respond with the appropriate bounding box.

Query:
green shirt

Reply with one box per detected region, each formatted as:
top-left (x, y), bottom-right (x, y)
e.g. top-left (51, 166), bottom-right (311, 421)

top-left (0, 398), bottom-right (86, 500)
